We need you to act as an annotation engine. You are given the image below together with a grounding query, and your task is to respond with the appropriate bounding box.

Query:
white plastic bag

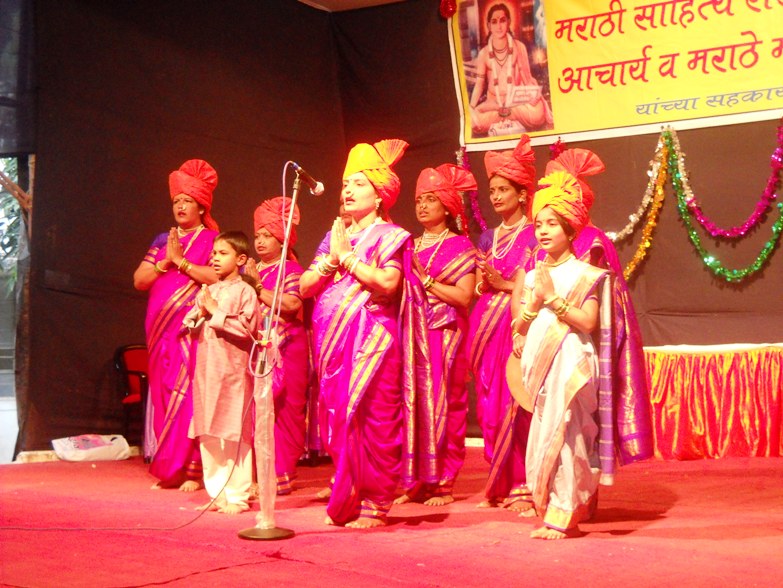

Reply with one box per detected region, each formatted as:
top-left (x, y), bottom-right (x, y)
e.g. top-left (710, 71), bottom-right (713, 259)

top-left (51, 434), bottom-right (131, 461)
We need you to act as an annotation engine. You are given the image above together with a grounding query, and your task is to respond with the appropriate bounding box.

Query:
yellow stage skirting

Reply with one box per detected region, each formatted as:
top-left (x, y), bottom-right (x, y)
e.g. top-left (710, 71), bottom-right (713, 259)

top-left (645, 344), bottom-right (783, 460)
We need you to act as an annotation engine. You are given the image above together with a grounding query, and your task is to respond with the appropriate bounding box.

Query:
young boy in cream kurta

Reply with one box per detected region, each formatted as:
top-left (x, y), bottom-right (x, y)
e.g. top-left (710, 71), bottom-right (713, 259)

top-left (184, 231), bottom-right (258, 514)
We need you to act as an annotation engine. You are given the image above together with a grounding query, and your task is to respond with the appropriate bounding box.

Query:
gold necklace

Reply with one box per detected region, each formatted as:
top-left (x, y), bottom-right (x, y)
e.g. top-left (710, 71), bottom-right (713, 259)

top-left (544, 253), bottom-right (575, 267)
top-left (177, 224), bottom-right (202, 237)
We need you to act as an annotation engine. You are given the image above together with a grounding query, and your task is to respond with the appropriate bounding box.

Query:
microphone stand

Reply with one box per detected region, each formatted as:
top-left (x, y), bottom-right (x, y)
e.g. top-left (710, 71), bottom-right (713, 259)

top-left (238, 169), bottom-right (305, 541)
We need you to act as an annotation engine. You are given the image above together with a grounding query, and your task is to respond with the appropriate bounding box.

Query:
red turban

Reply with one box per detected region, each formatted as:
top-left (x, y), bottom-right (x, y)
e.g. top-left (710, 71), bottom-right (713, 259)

top-left (532, 170), bottom-right (590, 234)
top-left (169, 159), bottom-right (219, 231)
top-left (544, 148), bottom-right (605, 211)
top-left (343, 139), bottom-right (409, 212)
top-left (253, 196), bottom-right (300, 247)
top-left (483, 134), bottom-right (537, 194)
top-left (415, 164), bottom-right (477, 235)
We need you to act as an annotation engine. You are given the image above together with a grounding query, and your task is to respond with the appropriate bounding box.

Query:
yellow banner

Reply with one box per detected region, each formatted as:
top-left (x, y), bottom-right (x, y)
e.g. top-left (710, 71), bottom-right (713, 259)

top-left (449, 0), bottom-right (783, 149)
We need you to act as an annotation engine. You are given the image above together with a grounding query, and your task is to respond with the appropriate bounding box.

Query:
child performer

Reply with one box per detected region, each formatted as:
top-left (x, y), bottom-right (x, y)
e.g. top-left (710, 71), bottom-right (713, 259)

top-left (511, 170), bottom-right (612, 539)
top-left (244, 197), bottom-right (308, 495)
top-left (184, 231), bottom-right (259, 514)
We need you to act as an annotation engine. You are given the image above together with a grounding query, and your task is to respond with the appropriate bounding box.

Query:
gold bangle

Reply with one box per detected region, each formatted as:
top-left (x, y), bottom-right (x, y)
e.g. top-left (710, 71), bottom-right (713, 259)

top-left (554, 299), bottom-right (571, 318)
top-left (153, 261), bottom-right (167, 275)
top-left (178, 258), bottom-right (192, 274)
top-left (521, 310), bottom-right (538, 322)
top-left (512, 332), bottom-right (522, 339)
top-left (423, 275), bottom-right (435, 290)
top-left (255, 283), bottom-right (264, 295)
top-left (347, 256), bottom-right (361, 274)
top-left (544, 294), bottom-right (560, 306)
top-left (474, 281), bottom-right (486, 296)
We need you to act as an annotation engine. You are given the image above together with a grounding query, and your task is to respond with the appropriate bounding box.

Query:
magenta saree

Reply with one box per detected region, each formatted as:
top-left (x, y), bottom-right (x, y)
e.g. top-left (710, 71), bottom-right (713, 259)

top-left (142, 227), bottom-right (217, 484)
top-left (468, 224), bottom-right (538, 504)
top-left (403, 235), bottom-right (475, 498)
top-left (256, 260), bottom-right (308, 494)
top-left (309, 222), bottom-right (410, 524)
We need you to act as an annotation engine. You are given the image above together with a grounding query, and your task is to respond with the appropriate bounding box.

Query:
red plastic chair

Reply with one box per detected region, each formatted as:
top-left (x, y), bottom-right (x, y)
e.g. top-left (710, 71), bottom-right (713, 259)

top-left (114, 344), bottom-right (148, 446)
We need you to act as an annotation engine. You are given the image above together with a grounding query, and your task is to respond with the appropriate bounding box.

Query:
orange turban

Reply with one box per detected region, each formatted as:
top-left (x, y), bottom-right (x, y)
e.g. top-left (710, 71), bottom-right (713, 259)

top-left (532, 170), bottom-right (590, 234)
top-left (483, 134), bottom-right (537, 193)
top-left (544, 148), bottom-right (605, 211)
top-left (169, 159), bottom-right (219, 231)
top-left (253, 196), bottom-right (300, 247)
top-left (415, 164), bottom-right (477, 234)
top-left (343, 139), bottom-right (409, 211)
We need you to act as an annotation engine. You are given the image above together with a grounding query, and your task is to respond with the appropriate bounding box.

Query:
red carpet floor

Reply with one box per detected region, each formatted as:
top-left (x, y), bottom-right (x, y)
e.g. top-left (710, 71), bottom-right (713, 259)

top-left (1, 447), bottom-right (782, 587)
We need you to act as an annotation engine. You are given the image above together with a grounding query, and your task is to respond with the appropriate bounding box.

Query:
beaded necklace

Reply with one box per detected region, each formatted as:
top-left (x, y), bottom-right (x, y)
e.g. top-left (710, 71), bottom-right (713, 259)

top-left (491, 216), bottom-right (525, 260)
top-left (415, 228), bottom-right (450, 273)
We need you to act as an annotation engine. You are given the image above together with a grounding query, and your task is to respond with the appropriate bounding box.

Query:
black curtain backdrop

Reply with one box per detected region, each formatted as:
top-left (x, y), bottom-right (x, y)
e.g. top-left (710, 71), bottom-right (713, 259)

top-left (20, 0), bottom-right (783, 450)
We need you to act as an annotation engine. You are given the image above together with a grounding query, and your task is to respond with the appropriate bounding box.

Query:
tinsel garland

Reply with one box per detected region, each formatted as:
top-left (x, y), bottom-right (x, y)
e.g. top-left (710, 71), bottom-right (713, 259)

top-left (619, 138), bottom-right (668, 282)
top-left (456, 147), bottom-right (488, 232)
top-left (672, 121), bottom-right (783, 238)
top-left (665, 129), bottom-right (783, 283)
top-left (607, 135), bottom-right (665, 244)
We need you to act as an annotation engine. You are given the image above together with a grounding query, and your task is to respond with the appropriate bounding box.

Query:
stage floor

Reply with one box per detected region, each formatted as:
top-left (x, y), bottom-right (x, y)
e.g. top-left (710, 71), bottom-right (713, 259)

top-left (2, 448), bottom-right (782, 587)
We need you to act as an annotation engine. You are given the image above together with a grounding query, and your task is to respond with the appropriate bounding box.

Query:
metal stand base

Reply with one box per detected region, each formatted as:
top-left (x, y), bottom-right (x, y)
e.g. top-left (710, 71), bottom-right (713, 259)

top-left (238, 526), bottom-right (295, 541)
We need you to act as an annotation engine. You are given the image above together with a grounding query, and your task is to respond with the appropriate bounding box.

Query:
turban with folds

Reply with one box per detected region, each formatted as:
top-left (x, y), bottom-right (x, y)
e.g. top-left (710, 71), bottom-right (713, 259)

top-left (169, 159), bottom-right (219, 231)
top-left (532, 170), bottom-right (590, 234)
top-left (483, 134), bottom-right (537, 194)
top-left (415, 164), bottom-right (477, 235)
top-left (544, 148), bottom-right (605, 212)
top-left (343, 139), bottom-right (409, 212)
top-left (253, 196), bottom-right (300, 247)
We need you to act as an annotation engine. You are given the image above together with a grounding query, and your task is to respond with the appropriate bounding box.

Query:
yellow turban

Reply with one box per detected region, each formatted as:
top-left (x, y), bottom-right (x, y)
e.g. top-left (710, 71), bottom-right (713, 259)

top-left (343, 139), bottom-right (409, 211)
top-left (532, 170), bottom-right (590, 234)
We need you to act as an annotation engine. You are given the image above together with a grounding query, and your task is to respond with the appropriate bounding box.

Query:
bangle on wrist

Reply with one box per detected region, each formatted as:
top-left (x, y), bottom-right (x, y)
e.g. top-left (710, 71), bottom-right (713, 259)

top-left (255, 283), bottom-right (264, 295)
top-left (544, 294), bottom-right (560, 307)
top-left (178, 258), bottom-right (192, 275)
top-left (474, 281), bottom-right (487, 296)
top-left (153, 261), bottom-right (167, 275)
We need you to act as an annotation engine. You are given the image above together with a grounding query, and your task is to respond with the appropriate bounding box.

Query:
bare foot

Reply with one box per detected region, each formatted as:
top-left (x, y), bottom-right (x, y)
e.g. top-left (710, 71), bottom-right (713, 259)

top-left (393, 493), bottom-right (412, 505)
top-left (316, 486), bottom-right (332, 500)
top-left (324, 516), bottom-right (335, 526)
top-left (195, 501), bottom-right (221, 512)
top-left (504, 499), bottom-right (533, 513)
top-left (530, 526), bottom-right (579, 540)
top-left (345, 517), bottom-right (386, 529)
top-left (518, 508), bottom-right (536, 518)
top-left (150, 482), bottom-right (162, 490)
top-left (219, 503), bottom-right (247, 515)
top-left (179, 480), bottom-right (202, 493)
top-left (476, 499), bottom-right (500, 509)
top-left (424, 495), bottom-right (454, 507)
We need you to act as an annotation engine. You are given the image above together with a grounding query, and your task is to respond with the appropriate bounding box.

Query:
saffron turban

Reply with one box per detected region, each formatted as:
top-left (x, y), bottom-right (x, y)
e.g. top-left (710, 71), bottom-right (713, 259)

top-left (483, 134), bottom-right (537, 194)
top-left (253, 196), bottom-right (300, 247)
top-left (544, 148), bottom-right (605, 212)
top-left (169, 159), bottom-right (219, 231)
top-left (532, 170), bottom-right (590, 234)
top-left (415, 163), bottom-right (477, 235)
top-left (343, 139), bottom-right (409, 211)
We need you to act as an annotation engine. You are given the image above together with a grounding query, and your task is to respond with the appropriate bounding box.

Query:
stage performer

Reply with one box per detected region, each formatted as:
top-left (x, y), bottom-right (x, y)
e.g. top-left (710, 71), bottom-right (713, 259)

top-left (466, 135), bottom-right (538, 511)
top-left (184, 231), bottom-right (258, 515)
top-left (518, 148), bottom-right (654, 475)
top-left (469, 2), bottom-right (552, 137)
top-left (300, 139), bottom-right (410, 529)
top-left (133, 159), bottom-right (220, 491)
top-left (395, 164), bottom-right (477, 507)
top-left (244, 197), bottom-right (308, 495)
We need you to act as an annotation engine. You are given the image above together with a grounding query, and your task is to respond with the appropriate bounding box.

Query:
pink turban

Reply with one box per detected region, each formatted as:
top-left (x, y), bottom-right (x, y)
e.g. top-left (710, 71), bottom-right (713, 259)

top-left (169, 159), bottom-right (219, 231)
top-left (483, 134), bottom-right (537, 194)
top-left (532, 170), bottom-right (590, 234)
top-left (343, 139), bottom-right (409, 212)
top-left (415, 164), bottom-right (477, 235)
top-left (253, 196), bottom-right (300, 247)
top-left (544, 148), bottom-right (605, 211)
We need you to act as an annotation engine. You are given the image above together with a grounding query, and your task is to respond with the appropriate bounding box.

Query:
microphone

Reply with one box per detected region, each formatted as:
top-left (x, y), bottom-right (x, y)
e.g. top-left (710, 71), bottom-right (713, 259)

top-left (291, 162), bottom-right (325, 196)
